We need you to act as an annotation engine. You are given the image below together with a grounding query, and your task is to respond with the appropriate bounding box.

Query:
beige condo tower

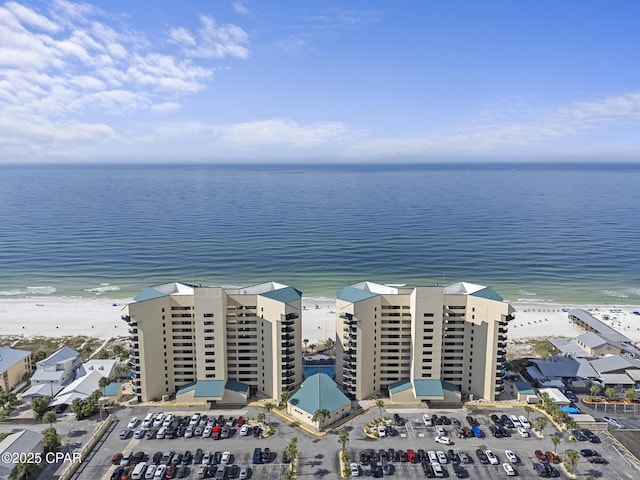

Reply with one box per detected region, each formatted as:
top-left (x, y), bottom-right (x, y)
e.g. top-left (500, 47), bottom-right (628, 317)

top-left (336, 281), bottom-right (513, 404)
top-left (123, 281), bottom-right (302, 405)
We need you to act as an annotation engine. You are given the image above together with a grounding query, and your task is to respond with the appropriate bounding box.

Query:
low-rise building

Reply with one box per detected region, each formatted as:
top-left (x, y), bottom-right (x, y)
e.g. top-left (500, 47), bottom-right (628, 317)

top-left (21, 347), bottom-right (81, 400)
top-left (0, 430), bottom-right (43, 480)
top-left (0, 346), bottom-right (32, 393)
top-left (287, 373), bottom-right (351, 430)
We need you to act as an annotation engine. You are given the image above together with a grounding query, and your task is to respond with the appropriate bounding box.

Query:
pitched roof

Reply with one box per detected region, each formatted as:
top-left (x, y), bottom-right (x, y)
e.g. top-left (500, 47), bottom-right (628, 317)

top-left (288, 372), bottom-right (350, 414)
top-left (590, 355), bottom-right (640, 374)
top-left (336, 286), bottom-right (379, 303)
top-left (259, 285), bottom-right (302, 304)
top-left (0, 430), bottom-right (43, 475)
top-left (388, 379), bottom-right (413, 394)
top-left (38, 346), bottom-right (79, 366)
top-left (133, 282), bottom-right (195, 302)
top-left (49, 370), bottom-right (102, 406)
top-left (176, 380), bottom-right (225, 398)
top-left (0, 346), bottom-right (31, 371)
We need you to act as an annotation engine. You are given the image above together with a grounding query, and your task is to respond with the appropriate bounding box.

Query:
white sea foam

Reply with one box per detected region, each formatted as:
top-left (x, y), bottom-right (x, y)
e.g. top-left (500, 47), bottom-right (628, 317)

top-left (603, 290), bottom-right (629, 298)
top-left (27, 286), bottom-right (56, 294)
top-left (84, 283), bottom-right (121, 294)
top-left (0, 289), bottom-right (25, 296)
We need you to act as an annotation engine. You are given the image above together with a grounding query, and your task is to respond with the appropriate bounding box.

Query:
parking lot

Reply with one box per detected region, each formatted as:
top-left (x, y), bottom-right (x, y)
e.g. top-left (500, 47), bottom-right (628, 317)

top-left (71, 404), bottom-right (639, 480)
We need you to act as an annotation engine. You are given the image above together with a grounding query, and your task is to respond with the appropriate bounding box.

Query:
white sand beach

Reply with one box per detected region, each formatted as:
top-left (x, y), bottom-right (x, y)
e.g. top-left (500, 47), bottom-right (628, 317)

top-left (1, 297), bottom-right (639, 345)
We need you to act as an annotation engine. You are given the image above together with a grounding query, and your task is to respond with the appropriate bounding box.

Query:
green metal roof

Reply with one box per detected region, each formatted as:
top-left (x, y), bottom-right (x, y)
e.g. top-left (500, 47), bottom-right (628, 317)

top-left (177, 380), bottom-right (225, 398)
top-left (288, 372), bottom-right (350, 414)
top-left (388, 379), bottom-right (413, 394)
top-left (470, 286), bottom-right (503, 302)
top-left (133, 287), bottom-right (169, 302)
top-left (225, 379), bottom-right (250, 394)
top-left (413, 379), bottom-right (444, 397)
top-left (336, 286), bottom-right (378, 303)
top-left (514, 381), bottom-right (536, 395)
top-left (260, 286), bottom-right (302, 304)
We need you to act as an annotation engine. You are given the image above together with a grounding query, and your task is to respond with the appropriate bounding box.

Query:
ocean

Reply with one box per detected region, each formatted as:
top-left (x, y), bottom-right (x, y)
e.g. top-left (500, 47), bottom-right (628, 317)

top-left (1, 162), bottom-right (639, 305)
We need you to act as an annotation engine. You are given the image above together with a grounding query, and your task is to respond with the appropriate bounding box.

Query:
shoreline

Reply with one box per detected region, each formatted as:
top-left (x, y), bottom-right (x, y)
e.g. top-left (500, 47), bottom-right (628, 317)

top-left (1, 296), bottom-right (639, 345)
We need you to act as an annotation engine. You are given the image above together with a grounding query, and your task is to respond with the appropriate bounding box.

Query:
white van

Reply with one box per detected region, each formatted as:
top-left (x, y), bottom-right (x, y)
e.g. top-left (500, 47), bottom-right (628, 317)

top-left (142, 413), bottom-right (154, 428)
top-left (156, 427), bottom-right (166, 439)
top-left (131, 462), bottom-right (147, 480)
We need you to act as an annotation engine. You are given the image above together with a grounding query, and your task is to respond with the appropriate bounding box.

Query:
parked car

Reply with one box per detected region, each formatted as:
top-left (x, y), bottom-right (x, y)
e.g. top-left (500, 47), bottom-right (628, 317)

top-left (239, 466), bottom-right (251, 479)
top-left (572, 430), bottom-right (588, 441)
top-left (377, 425), bottom-right (386, 438)
top-left (545, 451), bottom-right (560, 464)
top-left (485, 450), bottom-right (499, 465)
top-left (517, 427), bottom-right (530, 438)
top-left (580, 449), bottom-right (600, 458)
top-left (476, 449), bottom-right (489, 464)
top-left (502, 462), bottom-right (516, 476)
top-left (435, 436), bottom-right (452, 445)
top-left (505, 450), bottom-right (518, 463)
top-left (127, 417), bottom-right (139, 429)
top-left (534, 450), bottom-right (548, 463)
top-left (518, 416), bottom-right (531, 429)
top-left (587, 456), bottom-right (608, 464)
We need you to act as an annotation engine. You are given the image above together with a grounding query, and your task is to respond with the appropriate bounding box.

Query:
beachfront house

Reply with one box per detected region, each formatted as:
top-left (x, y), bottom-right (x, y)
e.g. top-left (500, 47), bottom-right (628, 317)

top-left (0, 346), bottom-right (32, 394)
top-left (21, 346), bottom-right (81, 400)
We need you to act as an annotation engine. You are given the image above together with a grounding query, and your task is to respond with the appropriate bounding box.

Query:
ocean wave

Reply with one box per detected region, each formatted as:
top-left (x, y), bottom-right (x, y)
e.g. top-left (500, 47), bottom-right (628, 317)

top-left (302, 295), bottom-right (335, 302)
top-left (602, 290), bottom-right (629, 298)
top-left (27, 286), bottom-right (56, 294)
top-left (84, 283), bottom-right (121, 294)
top-left (0, 289), bottom-right (26, 296)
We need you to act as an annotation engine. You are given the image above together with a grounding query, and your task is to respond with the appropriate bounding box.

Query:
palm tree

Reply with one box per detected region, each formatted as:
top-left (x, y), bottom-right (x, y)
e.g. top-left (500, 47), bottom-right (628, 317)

top-left (280, 390), bottom-right (291, 407)
top-left (303, 338), bottom-right (309, 353)
top-left (338, 426), bottom-right (349, 453)
top-left (605, 387), bottom-right (616, 400)
top-left (312, 408), bottom-right (330, 430)
top-left (535, 417), bottom-right (547, 435)
top-left (375, 399), bottom-right (385, 420)
top-left (590, 385), bottom-right (601, 399)
top-left (524, 405), bottom-right (534, 421)
top-left (565, 449), bottom-right (579, 473)
top-left (550, 434), bottom-right (561, 453)
top-left (263, 401), bottom-right (276, 426)
top-left (8, 459), bottom-right (40, 479)
top-left (257, 412), bottom-right (265, 425)
top-left (42, 411), bottom-right (57, 428)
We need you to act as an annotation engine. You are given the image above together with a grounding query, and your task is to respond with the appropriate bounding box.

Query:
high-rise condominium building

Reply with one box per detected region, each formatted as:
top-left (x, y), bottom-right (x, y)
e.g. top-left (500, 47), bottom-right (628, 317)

top-left (336, 281), bottom-right (513, 404)
top-left (123, 281), bottom-right (302, 404)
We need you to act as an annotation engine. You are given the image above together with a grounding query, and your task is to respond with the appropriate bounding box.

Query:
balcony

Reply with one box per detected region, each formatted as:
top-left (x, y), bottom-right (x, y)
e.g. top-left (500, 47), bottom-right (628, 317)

top-left (498, 335), bottom-right (507, 341)
top-left (121, 315), bottom-right (130, 322)
top-left (281, 334), bottom-right (294, 341)
top-left (282, 356), bottom-right (295, 363)
top-left (133, 387), bottom-right (141, 394)
top-left (497, 349), bottom-right (506, 356)
top-left (128, 327), bottom-right (138, 334)
top-left (282, 370), bottom-right (295, 378)
top-left (282, 348), bottom-right (295, 356)
top-left (282, 362), bottom-right (296, 370)
top-left (282, 326), bottom-right (294, 333)
top-left (498, 327), bottom-right (508, 334)
top-left (129, 342), bottom-right (139, 350)
top-left (283, 378), bottom-right (296, 385)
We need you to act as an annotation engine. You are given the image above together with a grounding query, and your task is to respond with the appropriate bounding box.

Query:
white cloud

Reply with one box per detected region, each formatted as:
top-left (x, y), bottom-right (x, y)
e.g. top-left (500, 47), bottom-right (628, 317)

top-left (232, 1), bottom-right (251, 16)
top-left (216, 118), bottom-right (349, 147)
top-left (0, 1), bottom-right (251, 160)
top-left (168, 15), bottom-right (250, 59)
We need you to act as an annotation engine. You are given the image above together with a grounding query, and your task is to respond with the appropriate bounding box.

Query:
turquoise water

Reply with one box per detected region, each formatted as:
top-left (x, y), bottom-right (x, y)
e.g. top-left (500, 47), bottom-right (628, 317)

top-left (1, 163), bottom-right (639, 304)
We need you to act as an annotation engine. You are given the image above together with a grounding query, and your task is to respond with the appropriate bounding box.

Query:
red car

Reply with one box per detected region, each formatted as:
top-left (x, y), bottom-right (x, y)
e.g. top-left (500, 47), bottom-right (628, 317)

top-left (237, 416), bottom-right (244, 426)
top-left (111, 453), bottom-right (123, 465)
top-left (165, 465), bottom-right (176, 479)
top-left (545, 451), bottom-right (560, 464)
top-left (407, 449), bottom-right (416, 463)
top-left (534, 450), bottom-right (548, 464)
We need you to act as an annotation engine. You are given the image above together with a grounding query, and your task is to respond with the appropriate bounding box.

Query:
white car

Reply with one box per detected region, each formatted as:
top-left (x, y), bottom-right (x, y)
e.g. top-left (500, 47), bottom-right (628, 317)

top-left (436, 451), bottom-right (448, 464)
top-left (185, 426), bottom-right (194, 438)
top-left (423, 414), bottom-right (433, 427)
top-left (435, 425), bottom-right (446, 436)
top-left (350, 462), bottom-right (360, 477)
top-left (428, 451), bottom-right (438, 463)
top-left (434, 436), bottom-right (452, 445)
top-left (203, 425), bottom-right (213, 438)
top-left (190, 413), bottom-right (201, 426)
top-left (518, 416), bottom-right (531, 429)
top-left (221, 451), bottom-right (231, 465)
top-left (153, 413), bottom-right (164, 428)
top-left (162, 413), bottom-right (174, 428)
top-left (502, 463), bottom-right (516, 476)
top-left (517, 426), bottom-right (530, 437)
top-left (377, 425), bottom-right (387, 438)
top-left (240, 425), bottom-right (249, 436)
top-left (144, 464), bottom-right (157, 479)
top-left (509, 415), bottom-right (521, 428)
top-left (127, 417), bottom-right (139, 429)
top-left (485, 450), bottom-right (499, 465)
top-left (431, 462), bottom-right (444, 478)
top-left (504, 450), bottom-right (518, 463)
top-left (153, 465), bottom-right (166, 479)
top-left (603, 416), bottom-right (623, 428)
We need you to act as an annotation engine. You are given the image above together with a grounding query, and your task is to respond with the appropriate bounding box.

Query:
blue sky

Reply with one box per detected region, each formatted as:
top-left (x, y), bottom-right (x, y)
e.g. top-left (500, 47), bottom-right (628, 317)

top-left (1, 0), bottom-right (639, 163)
